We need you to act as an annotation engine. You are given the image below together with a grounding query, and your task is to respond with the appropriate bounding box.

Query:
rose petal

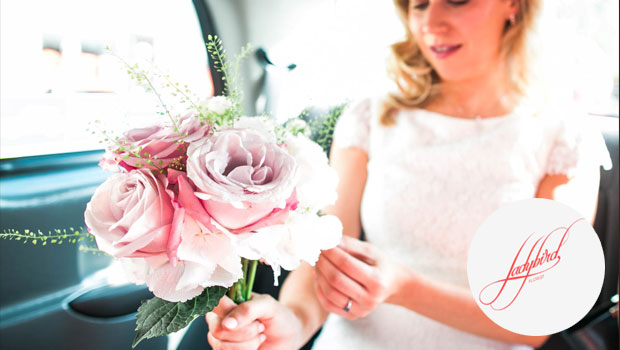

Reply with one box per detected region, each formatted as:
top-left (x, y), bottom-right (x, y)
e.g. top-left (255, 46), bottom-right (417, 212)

top-left (176, 174), bottom-right (218, 233)
top-left (202, 199), bottom-right (275, 230)
top-left (227, 165), bottom-right (254, 186)
top-left (228, 189), bottom-right (298, 234)
top-left (251, 166), bottom-right (272, 185)
top-left (167, 207), bottom-right (185, 266)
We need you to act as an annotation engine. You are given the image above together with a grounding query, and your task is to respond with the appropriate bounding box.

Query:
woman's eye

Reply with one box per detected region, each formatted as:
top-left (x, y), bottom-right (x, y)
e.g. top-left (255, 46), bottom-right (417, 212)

top-left (412, 1), bottom-right (429, 10)
top-left (448, 0), bottom-right (469, 6)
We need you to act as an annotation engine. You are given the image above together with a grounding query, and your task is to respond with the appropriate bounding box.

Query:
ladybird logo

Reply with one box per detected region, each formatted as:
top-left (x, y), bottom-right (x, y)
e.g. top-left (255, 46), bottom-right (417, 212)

top-left (479, 218), bottom-right (582, 311)
top-left (467, 199), bottom-right (604, 336)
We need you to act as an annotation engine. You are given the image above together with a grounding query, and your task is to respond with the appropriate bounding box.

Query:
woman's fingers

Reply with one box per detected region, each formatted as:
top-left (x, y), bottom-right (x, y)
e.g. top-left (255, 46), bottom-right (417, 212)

top-left (314, 237), bottom-right (396, 320)
top-left (315, 266), bottom-right (350, 308)
top-left (220, 294), bottom-right (277, 330)
top-left (207, 331), bottom-right (266, 350)
top-left (315, 255), bottom-right (368, 304)
top-left (314, 282), bottom-right (356, 320)
top-left (211, 296), bottom-right (237, 318)
top-left (206, 295), bottom-right (269, 348)
top-left (207, 312), bottom-right (265, 343)
top-left (319, 246), bottom-right (377, 292)
top-left (338, 235), bottom-right (378, 265)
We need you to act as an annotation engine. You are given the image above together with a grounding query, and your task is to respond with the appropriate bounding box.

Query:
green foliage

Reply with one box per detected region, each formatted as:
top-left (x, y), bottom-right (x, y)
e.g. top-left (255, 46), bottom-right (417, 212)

top-left (0, 227), bottom-right (95, 247)
top-left (0, 227), bottom-right (105, 255)
top-left (198, 105), bottom-right (237, 128)
top-left (206, 35), bottom-right (252, 123)
top-left (299, 103), bottom-right (347, 156)
top-left (132, 286), bottom-right (227, 348)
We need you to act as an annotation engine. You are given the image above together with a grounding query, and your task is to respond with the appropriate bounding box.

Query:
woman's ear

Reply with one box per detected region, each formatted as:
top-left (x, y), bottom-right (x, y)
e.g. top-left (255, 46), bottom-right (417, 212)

top-left (507, 0), bottom-right (520, 18)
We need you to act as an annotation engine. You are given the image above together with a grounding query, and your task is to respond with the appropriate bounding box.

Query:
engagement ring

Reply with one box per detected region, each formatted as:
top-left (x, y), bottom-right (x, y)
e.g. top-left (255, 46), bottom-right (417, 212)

top-left (344, 298), bottom-right (352, 313)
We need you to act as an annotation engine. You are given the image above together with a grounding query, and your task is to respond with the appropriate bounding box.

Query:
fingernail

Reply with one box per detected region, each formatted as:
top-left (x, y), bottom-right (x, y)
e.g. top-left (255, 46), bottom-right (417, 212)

top-left (258, 323), bottom-right (265, 333)
top-left (259, 334), bottom-right (267, 343)
top-left (222, 317), bottom-right (238, 329)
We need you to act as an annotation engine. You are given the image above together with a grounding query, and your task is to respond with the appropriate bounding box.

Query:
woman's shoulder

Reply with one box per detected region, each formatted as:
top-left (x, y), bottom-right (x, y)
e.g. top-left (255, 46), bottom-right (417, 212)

top-left (332, 95), bottom-right (386, 153)
top-left (342, 96), bottom-right (385, 119)
top-left (531, 102), bottom-right (612, 177)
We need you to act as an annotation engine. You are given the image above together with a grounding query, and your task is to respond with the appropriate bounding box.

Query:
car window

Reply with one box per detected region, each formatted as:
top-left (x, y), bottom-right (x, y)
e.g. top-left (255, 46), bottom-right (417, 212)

top-left (537, 0), bottom-right (619, 117)
top-left (0, 0), bottom-right (214, 159)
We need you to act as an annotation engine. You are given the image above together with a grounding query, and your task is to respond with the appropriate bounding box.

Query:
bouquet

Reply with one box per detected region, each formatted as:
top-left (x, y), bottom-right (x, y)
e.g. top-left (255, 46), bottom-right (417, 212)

top-left (2, 36), bottom-right (343, 348)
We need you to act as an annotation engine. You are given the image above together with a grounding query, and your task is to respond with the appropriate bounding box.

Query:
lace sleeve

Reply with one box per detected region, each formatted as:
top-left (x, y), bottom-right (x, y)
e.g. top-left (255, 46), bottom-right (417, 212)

top-left (332, 98), bottom-right (372, 153)
top-left (546, 115), bottom-right (612, 178)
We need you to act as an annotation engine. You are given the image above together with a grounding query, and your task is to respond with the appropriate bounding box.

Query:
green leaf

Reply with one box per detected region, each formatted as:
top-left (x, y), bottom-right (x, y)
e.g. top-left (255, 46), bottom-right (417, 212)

top-left (132, 286), bottom-right (227, 348)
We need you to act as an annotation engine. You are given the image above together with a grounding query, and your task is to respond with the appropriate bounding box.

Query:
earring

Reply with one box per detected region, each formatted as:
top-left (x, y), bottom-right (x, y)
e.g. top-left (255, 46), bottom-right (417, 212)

top-left (509, 13), bottom-right (516, 26)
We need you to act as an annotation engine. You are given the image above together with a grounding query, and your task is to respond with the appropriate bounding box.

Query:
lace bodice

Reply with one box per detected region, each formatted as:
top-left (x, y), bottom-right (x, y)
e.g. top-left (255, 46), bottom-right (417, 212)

top-left (311, 97), bottom-right (611, 350)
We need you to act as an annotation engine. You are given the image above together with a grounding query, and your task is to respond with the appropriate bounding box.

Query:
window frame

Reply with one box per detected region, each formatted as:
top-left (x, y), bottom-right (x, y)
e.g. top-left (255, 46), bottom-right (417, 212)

top-left (0, 0), bottom-right (223, 174)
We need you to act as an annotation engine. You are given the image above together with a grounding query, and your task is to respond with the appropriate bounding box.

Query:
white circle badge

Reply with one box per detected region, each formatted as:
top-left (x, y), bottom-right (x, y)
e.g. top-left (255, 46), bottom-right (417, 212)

top-left (467, 198), bottom-right (605, 336)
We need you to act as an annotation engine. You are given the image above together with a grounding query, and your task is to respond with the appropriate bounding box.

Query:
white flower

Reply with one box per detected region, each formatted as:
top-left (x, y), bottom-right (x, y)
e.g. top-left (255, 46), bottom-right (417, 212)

top-left (202, 96), bottom-right (233, 115)
top-left (285, 118), bottom-right (311, 137)
top-left (234, 211), bottom-right (342, 284)
top-left (234, 116), bottom-right (278, 143)
top-left (285, 134), bottom-right (338, 212)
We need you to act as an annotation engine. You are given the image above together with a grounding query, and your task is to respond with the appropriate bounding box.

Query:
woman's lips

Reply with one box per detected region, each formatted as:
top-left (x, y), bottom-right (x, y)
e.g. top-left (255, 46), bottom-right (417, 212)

top-left (430, 44), bottom-right (462, 59)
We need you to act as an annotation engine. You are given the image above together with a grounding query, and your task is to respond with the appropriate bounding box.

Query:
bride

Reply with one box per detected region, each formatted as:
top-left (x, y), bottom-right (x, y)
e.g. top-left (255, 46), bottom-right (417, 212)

top-left (205, 0), bottom-right (610, 349)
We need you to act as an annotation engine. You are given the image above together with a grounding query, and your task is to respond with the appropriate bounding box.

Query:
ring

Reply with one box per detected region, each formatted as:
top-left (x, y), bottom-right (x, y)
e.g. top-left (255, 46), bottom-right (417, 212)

top-left (344, 298), bottom-right (352, 313)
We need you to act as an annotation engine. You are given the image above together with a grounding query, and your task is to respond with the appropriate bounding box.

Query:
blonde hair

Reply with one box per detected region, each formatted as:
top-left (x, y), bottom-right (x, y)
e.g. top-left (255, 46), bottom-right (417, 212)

top-left (381, 0), bottom-right (541, 125)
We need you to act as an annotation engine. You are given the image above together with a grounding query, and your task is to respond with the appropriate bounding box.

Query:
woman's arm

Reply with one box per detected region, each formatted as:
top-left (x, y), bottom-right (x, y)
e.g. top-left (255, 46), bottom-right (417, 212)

top-left (535, 165), bottom-right (601, 224)
top-left (389, 265), bottom-right (550, 347)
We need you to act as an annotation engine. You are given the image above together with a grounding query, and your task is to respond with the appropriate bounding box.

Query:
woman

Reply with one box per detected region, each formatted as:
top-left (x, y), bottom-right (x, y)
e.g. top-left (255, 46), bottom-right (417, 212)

top-left (205, 0), bottom-right (611, 349)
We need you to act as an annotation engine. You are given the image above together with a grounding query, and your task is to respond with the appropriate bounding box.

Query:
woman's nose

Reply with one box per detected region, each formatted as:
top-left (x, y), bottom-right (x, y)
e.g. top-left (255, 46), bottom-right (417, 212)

top-left (421, 3), bottom-right (449, 35)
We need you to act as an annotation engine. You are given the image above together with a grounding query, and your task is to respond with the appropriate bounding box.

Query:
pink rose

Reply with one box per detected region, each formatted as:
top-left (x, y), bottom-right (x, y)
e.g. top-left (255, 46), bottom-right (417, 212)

top-left (103, 112), bottom-right (210, 171)
top-left (185, 128), bottom-right (298, 234)
top-left (84, 170), bottom-right (175, 258)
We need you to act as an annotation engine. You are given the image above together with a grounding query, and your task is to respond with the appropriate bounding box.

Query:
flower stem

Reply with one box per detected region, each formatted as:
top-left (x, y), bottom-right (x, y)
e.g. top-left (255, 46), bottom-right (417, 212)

top-left (244, 260), bottom-right (258, 301)
top-left (227, 281), bottom-right (239, 301)
top-left (227, 258), bottom-right (259, 304)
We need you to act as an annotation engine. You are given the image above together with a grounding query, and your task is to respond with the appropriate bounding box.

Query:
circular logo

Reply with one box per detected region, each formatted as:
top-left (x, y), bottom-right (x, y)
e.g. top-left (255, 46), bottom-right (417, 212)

top-left (467, 198), bottom-right (605, 336)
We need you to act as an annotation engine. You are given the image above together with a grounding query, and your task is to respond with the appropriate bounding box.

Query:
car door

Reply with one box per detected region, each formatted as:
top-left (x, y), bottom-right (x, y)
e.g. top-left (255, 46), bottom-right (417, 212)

top-left (0, 1), bottom-right (222, 349)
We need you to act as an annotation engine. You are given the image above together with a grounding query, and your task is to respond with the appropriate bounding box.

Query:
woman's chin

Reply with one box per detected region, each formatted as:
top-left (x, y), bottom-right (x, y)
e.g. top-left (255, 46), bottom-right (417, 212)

top-left (433, 67), bottom-right (473, 84)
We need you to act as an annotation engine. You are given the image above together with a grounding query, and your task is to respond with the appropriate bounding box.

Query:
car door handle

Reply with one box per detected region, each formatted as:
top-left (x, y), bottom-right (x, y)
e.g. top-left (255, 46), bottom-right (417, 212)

top-left (68, 283), bottom-right (153, 318)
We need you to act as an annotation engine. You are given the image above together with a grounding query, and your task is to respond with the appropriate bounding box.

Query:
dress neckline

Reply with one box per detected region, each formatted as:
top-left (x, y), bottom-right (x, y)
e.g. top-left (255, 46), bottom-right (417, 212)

top-left (411, 107), bottom-right (519, 122)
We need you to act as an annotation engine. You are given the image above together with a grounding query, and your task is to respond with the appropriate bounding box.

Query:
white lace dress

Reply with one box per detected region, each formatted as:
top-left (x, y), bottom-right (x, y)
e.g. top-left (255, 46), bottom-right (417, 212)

top-left (310, 98), bottom-right (612, 350)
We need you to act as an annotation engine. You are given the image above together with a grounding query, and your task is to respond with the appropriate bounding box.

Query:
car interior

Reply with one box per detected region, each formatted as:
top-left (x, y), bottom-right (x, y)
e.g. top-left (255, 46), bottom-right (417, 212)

top-left (0, 1), bottom-right (618, 349)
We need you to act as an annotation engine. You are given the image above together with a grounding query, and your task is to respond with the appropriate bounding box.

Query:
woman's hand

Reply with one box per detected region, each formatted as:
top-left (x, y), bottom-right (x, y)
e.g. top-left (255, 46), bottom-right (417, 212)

top-left (314, 235), bottom-right (407, 320)
top-left (206, 294), bottom-right (306, 350)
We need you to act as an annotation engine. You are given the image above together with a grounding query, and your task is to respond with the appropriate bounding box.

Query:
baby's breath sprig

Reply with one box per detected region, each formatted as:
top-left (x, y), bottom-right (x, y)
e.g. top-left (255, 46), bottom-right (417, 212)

top-left (153, 69), bottom-right (203, 120)
top-left (0, 227), bottom-right (93, 246)
top-left (105, 47), bottom-right (185, 144)
top-left (273, 124), bottom-right (288, 145)
top-left (78, 245), bottom-right (107, 256)
top-left (206, 35), bottom-right (252, 125)
top-left (87, 120), bottom-right (166, 173)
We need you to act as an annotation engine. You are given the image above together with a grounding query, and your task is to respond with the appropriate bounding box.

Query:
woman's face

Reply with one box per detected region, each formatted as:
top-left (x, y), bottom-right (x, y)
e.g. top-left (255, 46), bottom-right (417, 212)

top-left (408, 0), bottom-right (515, 83)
